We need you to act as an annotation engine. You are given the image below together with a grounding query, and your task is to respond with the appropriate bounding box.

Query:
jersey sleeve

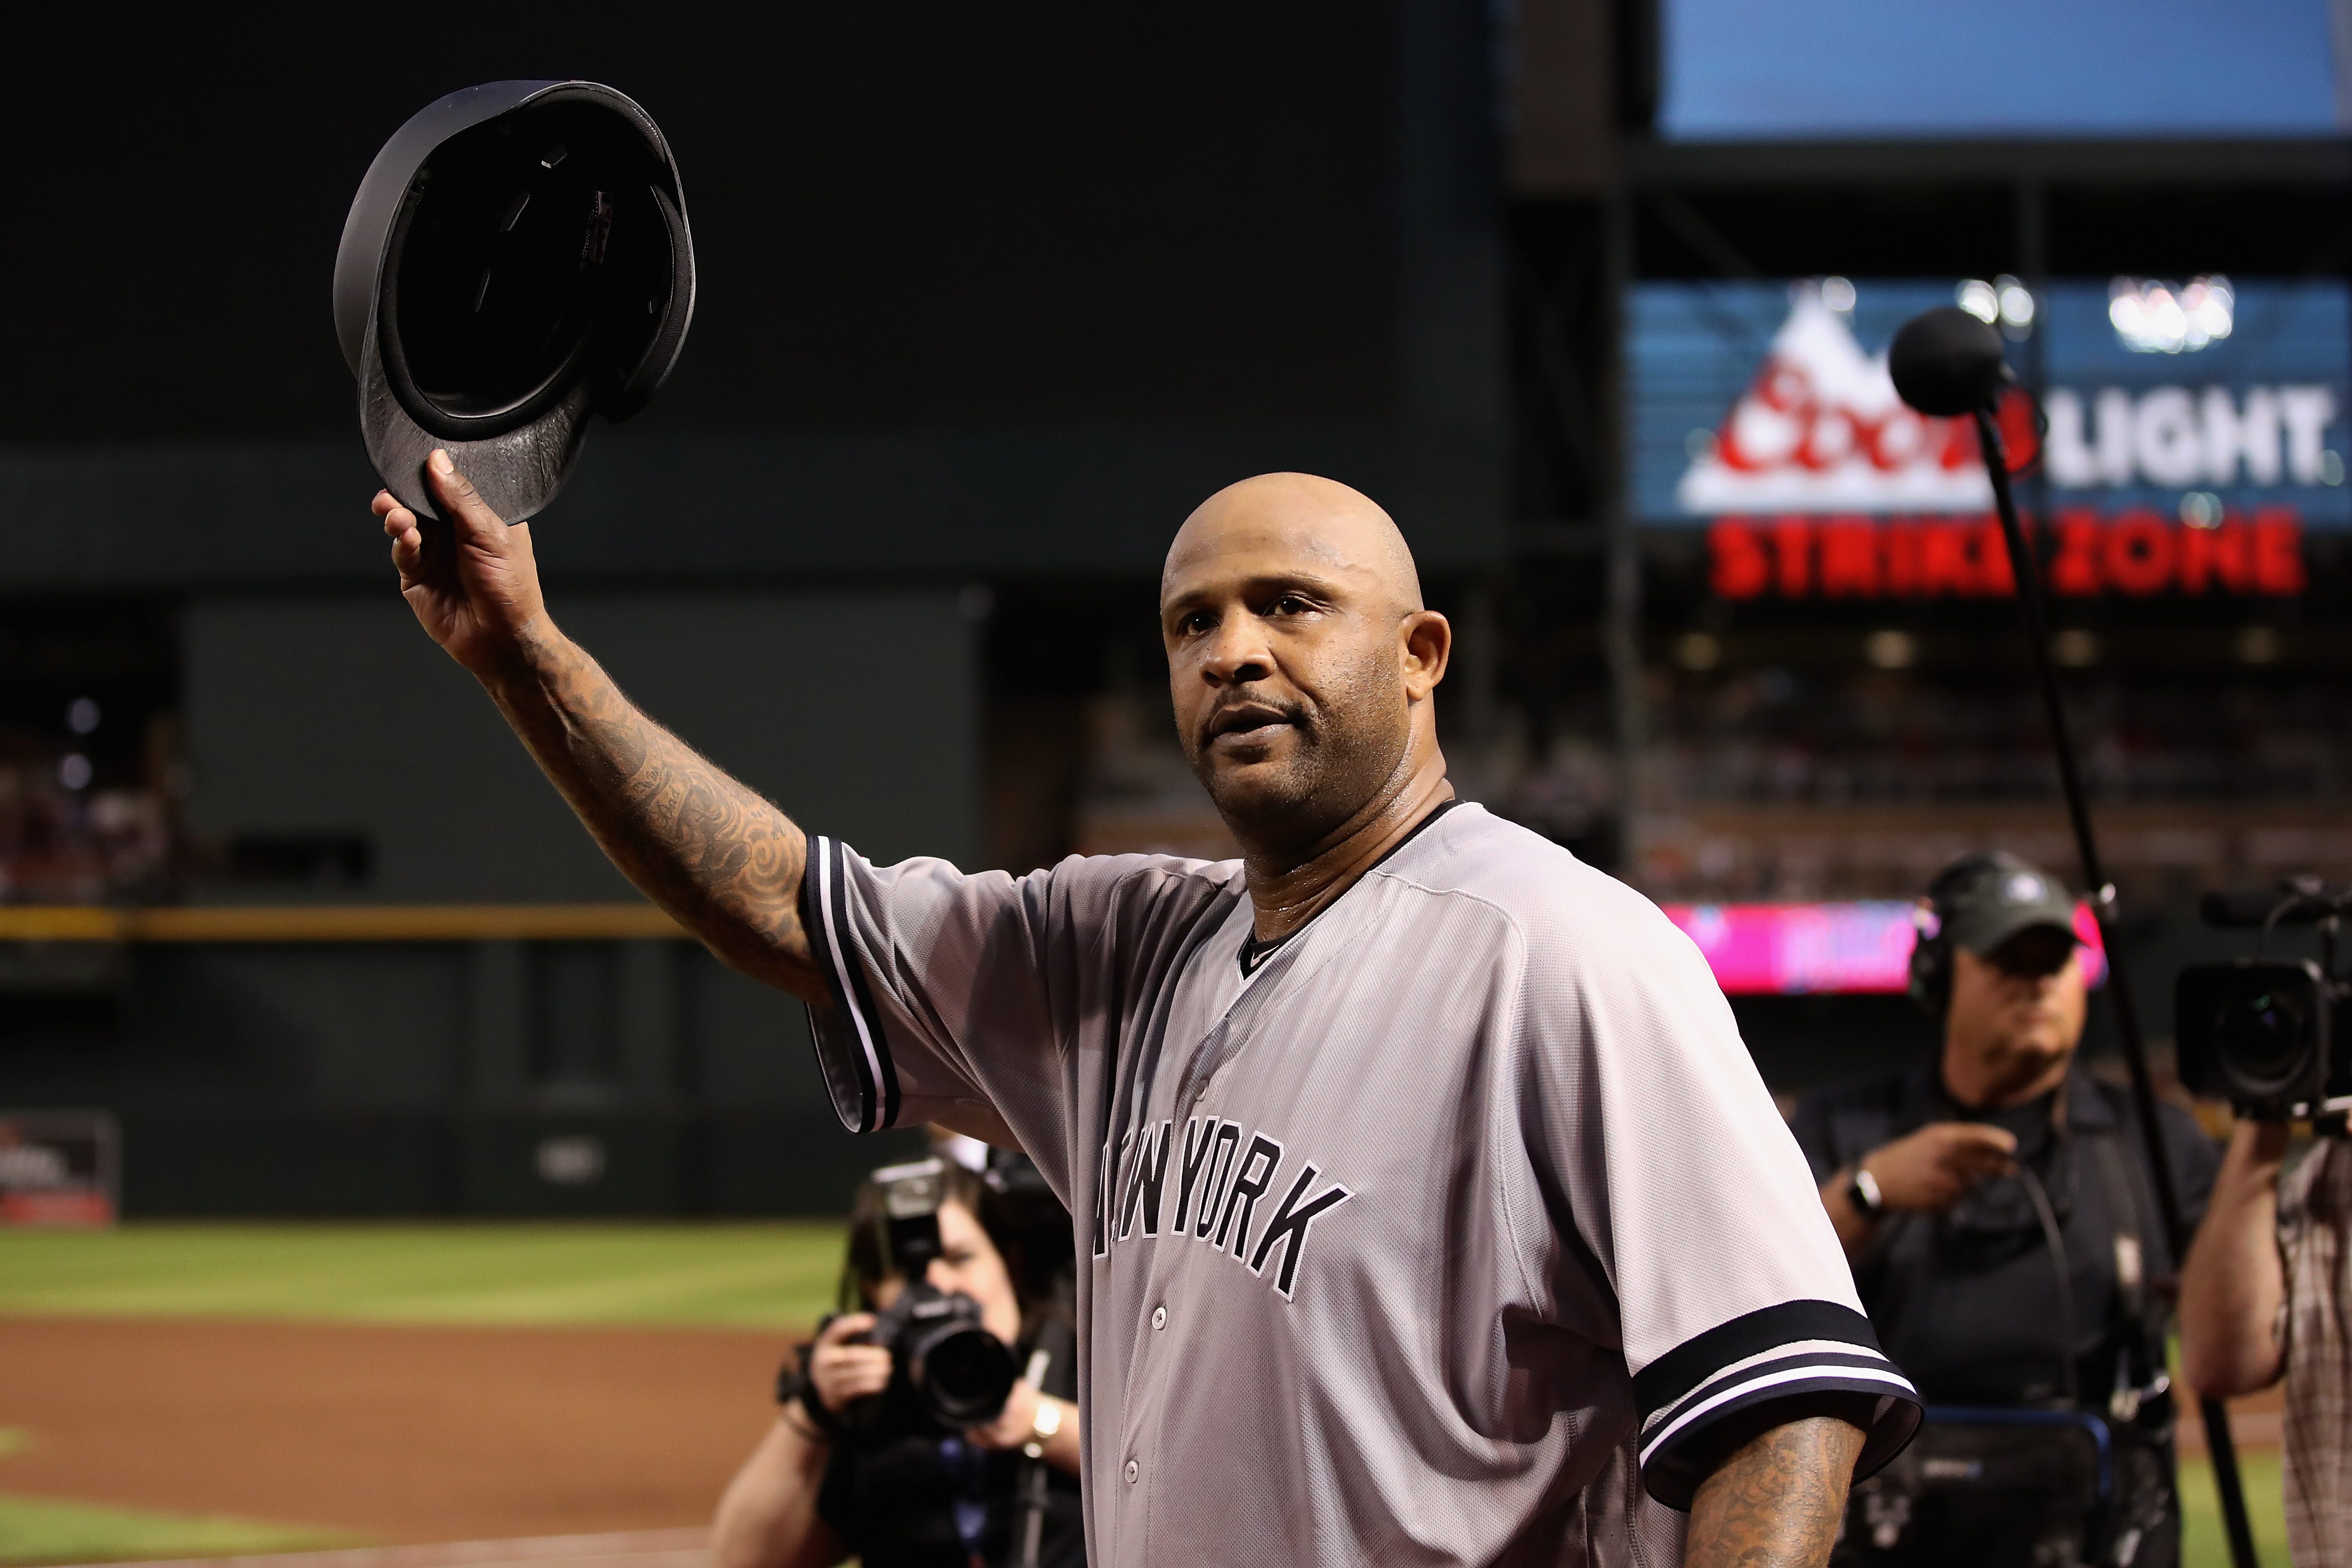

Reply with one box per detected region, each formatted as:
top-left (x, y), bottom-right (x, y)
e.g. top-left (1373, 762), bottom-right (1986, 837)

top-left (1523, 883), bottom-right (1922, 1510)
top-left (799, 834), bottom-right (1066, 1144)
top-left (798, 835), bottom-right (1228, 1195)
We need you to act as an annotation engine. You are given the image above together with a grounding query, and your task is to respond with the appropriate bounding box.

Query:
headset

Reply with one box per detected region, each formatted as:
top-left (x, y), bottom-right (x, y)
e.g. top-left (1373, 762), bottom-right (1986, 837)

top-left (1907, 851), bottom-right (2026, 1018)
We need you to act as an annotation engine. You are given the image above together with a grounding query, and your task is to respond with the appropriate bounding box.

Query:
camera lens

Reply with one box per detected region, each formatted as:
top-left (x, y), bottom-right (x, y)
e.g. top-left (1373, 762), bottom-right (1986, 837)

top-left (910, 1320), bottom-right (1019, 1428)
top-left (2217, 985), bottom-right (2311, 1089)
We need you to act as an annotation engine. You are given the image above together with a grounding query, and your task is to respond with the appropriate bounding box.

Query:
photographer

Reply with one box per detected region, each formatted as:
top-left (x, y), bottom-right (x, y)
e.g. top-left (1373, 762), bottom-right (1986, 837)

top-left (1791, 853), bottom-right (2219, 1564)
top-left (713, 1155), bottom-right (1083, 1568)
top-left (2180, 1118), bottom-right (2350, 1564)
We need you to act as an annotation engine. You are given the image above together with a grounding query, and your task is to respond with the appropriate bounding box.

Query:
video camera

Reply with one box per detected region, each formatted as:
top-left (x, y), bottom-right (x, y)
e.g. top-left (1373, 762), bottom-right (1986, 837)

top-left (2175, 878), bottom-right (2352, 1123)
top-left (832, 1158), bottom-right (1019, 1437)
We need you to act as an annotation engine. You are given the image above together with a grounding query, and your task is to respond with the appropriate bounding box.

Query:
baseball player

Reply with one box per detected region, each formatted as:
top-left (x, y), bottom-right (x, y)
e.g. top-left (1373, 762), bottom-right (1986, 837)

top-left (377, 457), bottom-right (1920, 1566)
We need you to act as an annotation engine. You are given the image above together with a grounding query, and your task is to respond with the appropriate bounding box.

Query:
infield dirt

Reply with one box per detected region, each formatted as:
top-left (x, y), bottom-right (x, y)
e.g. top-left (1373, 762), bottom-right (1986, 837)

top-left (0, 1318), bottom-right (788, 1543)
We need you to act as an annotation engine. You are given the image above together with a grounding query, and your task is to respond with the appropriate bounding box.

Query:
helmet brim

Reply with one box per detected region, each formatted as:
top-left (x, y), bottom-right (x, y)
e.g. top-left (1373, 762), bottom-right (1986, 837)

top-left (360, 300), bottom-right (591, 523)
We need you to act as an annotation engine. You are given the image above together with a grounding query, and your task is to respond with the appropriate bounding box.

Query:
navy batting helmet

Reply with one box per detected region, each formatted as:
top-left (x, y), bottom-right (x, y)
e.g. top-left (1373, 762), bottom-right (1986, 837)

top-left (335, 81), bottom-right (695, 522)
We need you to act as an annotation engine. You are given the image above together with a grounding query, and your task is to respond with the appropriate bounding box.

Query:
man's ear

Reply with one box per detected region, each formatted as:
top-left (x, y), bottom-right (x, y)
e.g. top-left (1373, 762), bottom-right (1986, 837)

top-left (1401, 611), bottom-right (1451, 700)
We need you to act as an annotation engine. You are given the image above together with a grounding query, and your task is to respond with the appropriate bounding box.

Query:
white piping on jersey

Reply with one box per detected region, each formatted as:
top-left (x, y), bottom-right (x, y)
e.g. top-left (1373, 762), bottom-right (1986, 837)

top-left (814, 837), bottom-right (890, 1131)
top-left (1638, 1358), bottom-right (1914, 1467)
top-left (1648, 1336), bottom-right (1897, 1400)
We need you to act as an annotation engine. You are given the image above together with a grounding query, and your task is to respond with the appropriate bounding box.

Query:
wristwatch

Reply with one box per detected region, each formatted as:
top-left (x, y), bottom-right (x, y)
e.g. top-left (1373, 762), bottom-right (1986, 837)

top-left (1024, 1397), bottom-right (1064, 1459)
top-left (1846, 1166), bottom-right (1886, 1219)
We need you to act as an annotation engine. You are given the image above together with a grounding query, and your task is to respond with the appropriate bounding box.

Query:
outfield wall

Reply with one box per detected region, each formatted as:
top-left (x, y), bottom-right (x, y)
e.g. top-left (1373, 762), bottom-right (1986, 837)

top-left (0, 589), bottom-right (964, 1216)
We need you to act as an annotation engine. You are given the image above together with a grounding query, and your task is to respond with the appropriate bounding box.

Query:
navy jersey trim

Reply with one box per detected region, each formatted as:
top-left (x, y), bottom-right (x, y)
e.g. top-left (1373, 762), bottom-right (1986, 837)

top-left (799, 835), bottom-right (902, 1133)
top-left (1637, 1350), bottom-right (1915, 1466)
top-left (1633, 1300), bottom-right (1920, 1508)
top-left (1634, 1298), bottom-right (1884, 1415)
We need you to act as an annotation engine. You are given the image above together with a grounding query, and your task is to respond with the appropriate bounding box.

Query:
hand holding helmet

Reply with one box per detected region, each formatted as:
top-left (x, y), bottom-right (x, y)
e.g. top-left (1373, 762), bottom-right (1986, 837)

top-left (375, 454), bottom-right (549, 679)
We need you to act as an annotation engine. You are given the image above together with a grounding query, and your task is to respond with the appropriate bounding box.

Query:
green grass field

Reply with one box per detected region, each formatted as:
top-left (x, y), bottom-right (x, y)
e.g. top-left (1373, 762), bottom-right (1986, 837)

top-left (0, 1223), bottom-right (852, 1564)
top-left (2181, 1449), bottom-right (2290, 1568)
top-left (0, 1222), bottom-right (849, 1329)
top-left (0, 1223), bottom-right (2299, 1567)
top-left (0, 1495), bottom-right (353, 1568)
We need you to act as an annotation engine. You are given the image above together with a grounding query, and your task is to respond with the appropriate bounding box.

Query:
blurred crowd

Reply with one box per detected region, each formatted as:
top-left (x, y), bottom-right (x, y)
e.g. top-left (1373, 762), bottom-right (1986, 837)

top-left (0, 733), bottom-right (179, 904)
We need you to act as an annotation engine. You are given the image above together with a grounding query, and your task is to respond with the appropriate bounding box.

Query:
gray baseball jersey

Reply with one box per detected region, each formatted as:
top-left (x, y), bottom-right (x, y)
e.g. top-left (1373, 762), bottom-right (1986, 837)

top-left (800, 802), bottom-right (1920, 1566)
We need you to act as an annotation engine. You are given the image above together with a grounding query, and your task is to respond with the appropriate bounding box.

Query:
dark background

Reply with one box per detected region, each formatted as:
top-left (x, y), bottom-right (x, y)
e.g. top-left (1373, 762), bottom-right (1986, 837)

top-left (0, 2), bottom-right (2343, 1214)
top-left (0, 1), bottom-right (1505, 1215)
top-left (4, 6), bottom-right (1395, 442)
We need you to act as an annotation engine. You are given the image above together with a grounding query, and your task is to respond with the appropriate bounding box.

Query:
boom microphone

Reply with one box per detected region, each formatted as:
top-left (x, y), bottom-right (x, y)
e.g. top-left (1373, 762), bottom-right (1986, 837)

top-left (1888, 305), bottom-right (2012, 416)
top-left (1889, 295), bottom-right (2266, 1568)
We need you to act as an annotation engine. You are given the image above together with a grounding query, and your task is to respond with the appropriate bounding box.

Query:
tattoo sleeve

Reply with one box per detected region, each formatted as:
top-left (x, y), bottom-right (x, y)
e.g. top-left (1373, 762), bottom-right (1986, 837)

top-left (484, 622), bottom-right (826, 1000)
top-left (1683, 1415), bottom-right (1865, 1568)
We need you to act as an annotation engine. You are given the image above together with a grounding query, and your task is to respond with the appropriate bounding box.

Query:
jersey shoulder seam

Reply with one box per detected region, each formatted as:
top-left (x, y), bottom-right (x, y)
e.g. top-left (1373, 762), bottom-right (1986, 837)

top-left (1365, 865), bottom-right (1558, 956)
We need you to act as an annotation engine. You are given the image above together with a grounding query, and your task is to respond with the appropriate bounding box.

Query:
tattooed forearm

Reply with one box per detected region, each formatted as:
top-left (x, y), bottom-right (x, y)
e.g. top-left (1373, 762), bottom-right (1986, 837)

top-left (1683, 1416), bottom-right (1863, 1568)
top-left (483, 621), bottom-right (825, 999)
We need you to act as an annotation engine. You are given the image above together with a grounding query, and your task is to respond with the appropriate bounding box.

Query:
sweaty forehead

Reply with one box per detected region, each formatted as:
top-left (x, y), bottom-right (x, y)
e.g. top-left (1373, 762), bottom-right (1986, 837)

top-left (1160, 472), bottom-right (1421, 607)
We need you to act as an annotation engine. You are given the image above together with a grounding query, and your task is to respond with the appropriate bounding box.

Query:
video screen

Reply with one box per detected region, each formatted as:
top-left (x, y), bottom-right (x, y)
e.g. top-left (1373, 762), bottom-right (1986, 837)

top-left (1657, 0), bottom-right (2338, 139)
top-left (1629, 277), bottom-right (2352, 600)
top-left (1661, 900), bottom-right (2109, 995)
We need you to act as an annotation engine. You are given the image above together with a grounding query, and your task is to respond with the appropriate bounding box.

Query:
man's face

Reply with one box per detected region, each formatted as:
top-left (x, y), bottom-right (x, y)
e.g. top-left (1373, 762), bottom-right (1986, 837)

top-left (1159, 494), bottom-right (1435, 851)
top-left (1946, 926), bottom-right (2088, 1089)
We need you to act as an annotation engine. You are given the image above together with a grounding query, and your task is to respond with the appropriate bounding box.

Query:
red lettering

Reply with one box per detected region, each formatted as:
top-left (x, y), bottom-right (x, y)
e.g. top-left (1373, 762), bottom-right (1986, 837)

top-left (1710, 518), bottom-right (1769, 598)
top-left (1882, 520), bottom-right (1922, 596)
top-left (1994, 387), bottom-right (2041, 473)
top-left (1771, 516), bottom-right (1813, 597)
top-left (2050, 510), bottom-right (2101, 596)
top-left (2254, 508), bottom-right (2306, 595)
top-left (1795, 409), bottom-right (1863, 471)
top-left (1966, 515), bottom-right (2017, 595)
top-left (1863, 409), bottom-right (1931, 471)
top-left (2103, 510), bottom-right (2173, 595)
top-left (1938, 417), bottom-right (1979, 471)
top-left (2177, 520), bottom-right (2253, 594)
top-left (1918, 521), bottom-right (1975, 595)
top-left (1817, 516), bottom-right (1881, 597)
top-left (1739, 508), bottom-right (2311, 601)
top-left (1716, 362), bottom-right (1805, 471)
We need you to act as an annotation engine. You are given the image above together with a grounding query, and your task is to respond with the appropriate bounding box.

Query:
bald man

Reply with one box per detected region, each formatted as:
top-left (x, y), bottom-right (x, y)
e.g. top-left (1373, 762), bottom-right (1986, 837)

top-left (375, 459), bottom-right (1919, 1568)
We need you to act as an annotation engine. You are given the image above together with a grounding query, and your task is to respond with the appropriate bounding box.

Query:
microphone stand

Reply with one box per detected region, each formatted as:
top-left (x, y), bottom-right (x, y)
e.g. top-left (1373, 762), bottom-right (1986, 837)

top-left (1972, 408), bottom-right (2261, 1568)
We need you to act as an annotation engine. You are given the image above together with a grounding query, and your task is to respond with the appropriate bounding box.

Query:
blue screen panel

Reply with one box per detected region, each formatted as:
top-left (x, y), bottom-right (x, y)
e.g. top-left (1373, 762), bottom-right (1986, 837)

top-left (1661, 0), bottom-right (2340, 140)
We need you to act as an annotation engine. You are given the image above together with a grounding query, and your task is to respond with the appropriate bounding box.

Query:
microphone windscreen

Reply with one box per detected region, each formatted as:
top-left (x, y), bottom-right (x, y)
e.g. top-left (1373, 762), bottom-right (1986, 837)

top-left (1889, 306), bottom-right (2011, 417)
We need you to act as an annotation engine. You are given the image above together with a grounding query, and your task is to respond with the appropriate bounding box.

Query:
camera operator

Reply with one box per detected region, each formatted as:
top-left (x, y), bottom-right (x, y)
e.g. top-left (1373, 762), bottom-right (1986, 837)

top-left (2180, 1115), bottom-right (2350, 1564)
top-left (713, 1154), bottom-right (1083, 1568)
top-left (1791, 853), bottom-right (2219, 1565)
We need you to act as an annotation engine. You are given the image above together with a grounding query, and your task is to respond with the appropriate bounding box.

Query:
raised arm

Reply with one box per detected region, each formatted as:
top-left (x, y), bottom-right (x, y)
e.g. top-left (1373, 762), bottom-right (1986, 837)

top-left (1684, 1415), bottom-right (1864, 1568)
top-left (375, 452), bottom-right (824, 1000)
top-left (2179, 1118), bottom-right (2290, 1399)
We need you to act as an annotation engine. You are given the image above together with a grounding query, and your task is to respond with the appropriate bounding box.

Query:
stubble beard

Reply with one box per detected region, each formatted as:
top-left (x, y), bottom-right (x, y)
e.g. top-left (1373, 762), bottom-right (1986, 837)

top-left (1187, 650), bottom-right (1410, 858)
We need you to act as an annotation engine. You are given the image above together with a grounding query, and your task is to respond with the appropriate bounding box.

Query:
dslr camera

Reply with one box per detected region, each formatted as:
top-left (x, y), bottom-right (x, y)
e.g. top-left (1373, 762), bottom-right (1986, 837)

top-left (2176, 879), bottom-right (2352, 1123)
top-left (830, 1158), bottom-right (1019, 1437)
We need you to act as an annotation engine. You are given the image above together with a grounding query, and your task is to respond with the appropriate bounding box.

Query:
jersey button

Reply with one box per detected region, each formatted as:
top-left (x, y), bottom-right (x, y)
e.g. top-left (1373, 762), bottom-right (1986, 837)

top-left (1151, 1305), bottom-right (1167, 1330)
top-left (1124, 1459), bottom-right (1140, 1485)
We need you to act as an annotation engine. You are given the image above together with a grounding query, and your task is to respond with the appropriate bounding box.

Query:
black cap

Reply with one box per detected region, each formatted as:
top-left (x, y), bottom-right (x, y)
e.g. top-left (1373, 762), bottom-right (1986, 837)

top-left (334, 81), bottom-right (695, 522)
top-left (1933, 853), bottom-right (2079, 955)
